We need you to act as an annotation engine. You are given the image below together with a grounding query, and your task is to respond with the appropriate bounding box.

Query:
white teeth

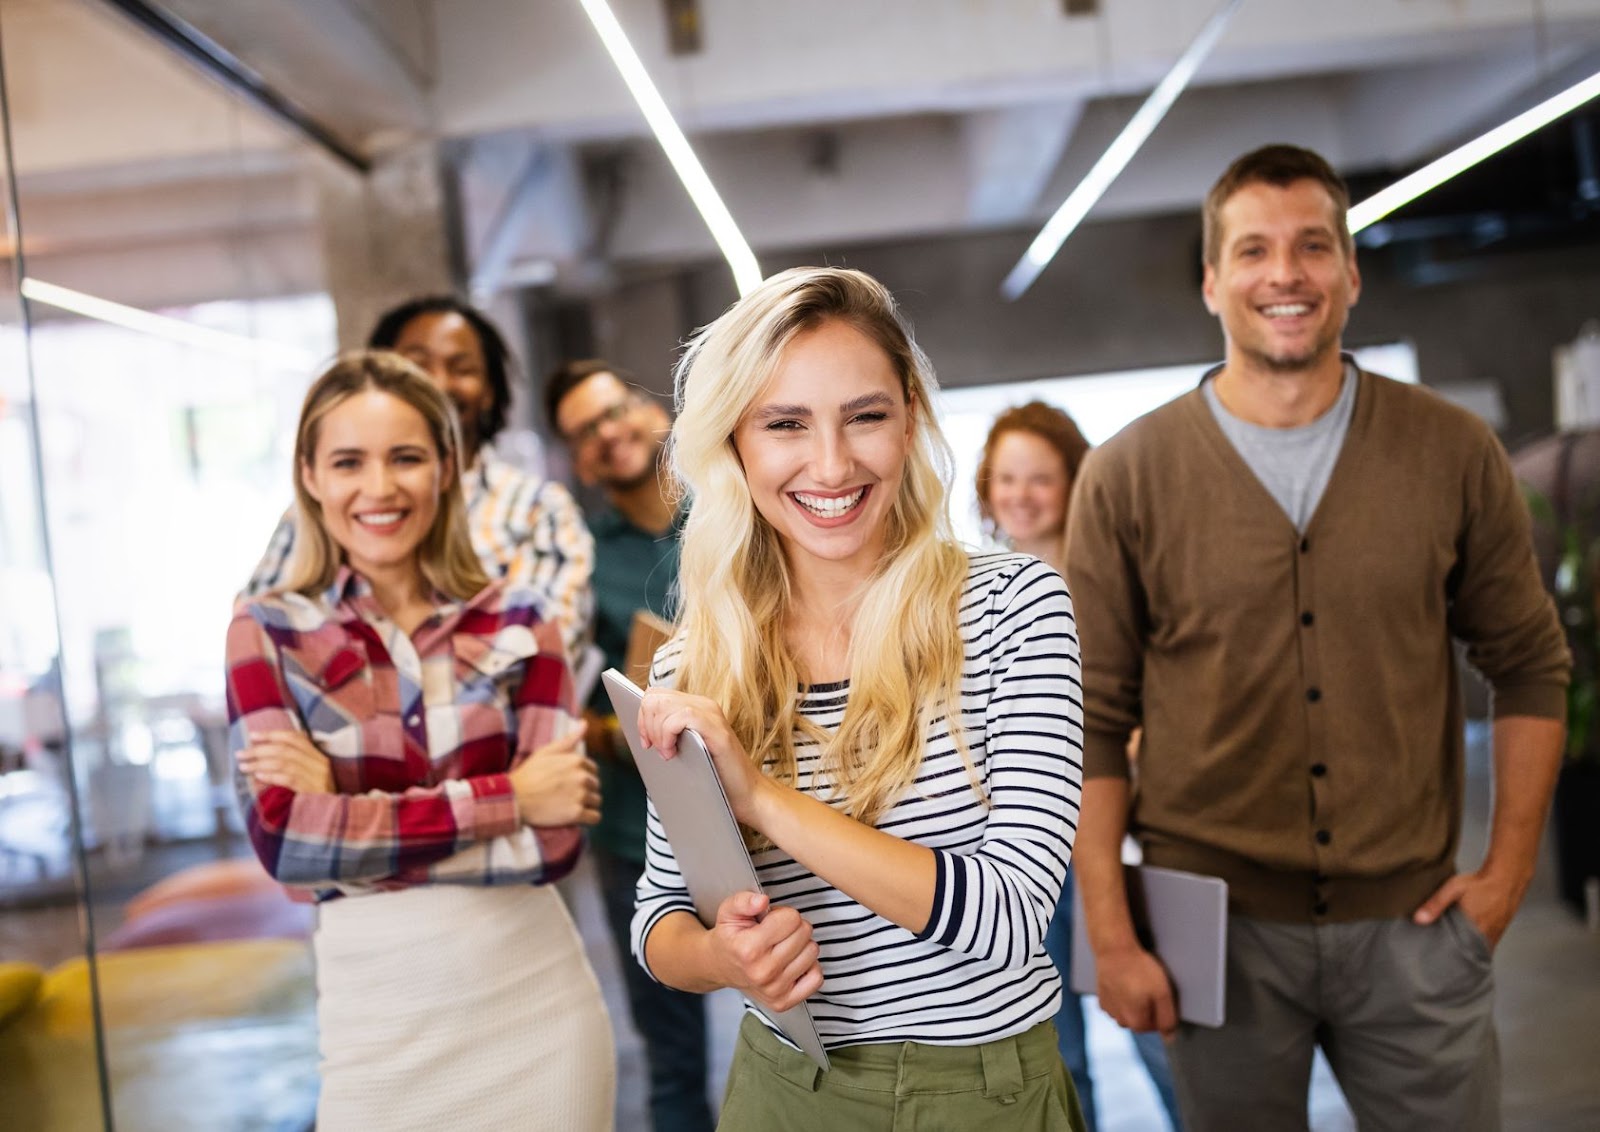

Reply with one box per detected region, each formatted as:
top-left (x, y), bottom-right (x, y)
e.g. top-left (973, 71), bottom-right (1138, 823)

top-left (1262, 303), bottom-right (1311, 317)
top-left (356, 511), bottom-right (404, 526)
top-left (793, 488), bottom-right (865, 518)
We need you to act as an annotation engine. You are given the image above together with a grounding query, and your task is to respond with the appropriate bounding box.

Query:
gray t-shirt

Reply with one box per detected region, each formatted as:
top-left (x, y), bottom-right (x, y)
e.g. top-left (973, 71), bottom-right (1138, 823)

top-left (1202, 361), bottom-right (1357, 531)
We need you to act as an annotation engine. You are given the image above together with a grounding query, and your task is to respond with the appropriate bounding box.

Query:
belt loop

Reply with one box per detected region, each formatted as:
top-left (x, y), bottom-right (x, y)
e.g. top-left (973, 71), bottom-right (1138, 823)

top-left (979, 1034), bottom-right (1024, 1101)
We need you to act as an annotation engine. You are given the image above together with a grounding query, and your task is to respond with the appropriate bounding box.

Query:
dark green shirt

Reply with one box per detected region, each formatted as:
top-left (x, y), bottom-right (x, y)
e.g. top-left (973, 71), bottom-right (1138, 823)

top-left (587, 503), bottom-right (681, 863)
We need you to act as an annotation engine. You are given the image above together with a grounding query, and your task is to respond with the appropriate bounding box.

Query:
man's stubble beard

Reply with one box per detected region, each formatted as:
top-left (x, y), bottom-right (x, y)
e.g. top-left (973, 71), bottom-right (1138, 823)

top-left (1243, 321), bottom-right (1345, 377)
top-left (604, 437), bottom-right (669, 495)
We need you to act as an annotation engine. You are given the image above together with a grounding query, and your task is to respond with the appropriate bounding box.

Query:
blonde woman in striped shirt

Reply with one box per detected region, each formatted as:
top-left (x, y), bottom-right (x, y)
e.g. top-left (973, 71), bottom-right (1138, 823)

top-left (631, 267), bottom-right (1088, 1130)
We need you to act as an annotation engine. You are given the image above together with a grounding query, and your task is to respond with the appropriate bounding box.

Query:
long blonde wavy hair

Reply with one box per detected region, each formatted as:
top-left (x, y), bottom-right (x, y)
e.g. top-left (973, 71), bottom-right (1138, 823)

top-left (282, 351), bottom-right (488, 602)
top-left (669, 267), bottom-right (977, 827)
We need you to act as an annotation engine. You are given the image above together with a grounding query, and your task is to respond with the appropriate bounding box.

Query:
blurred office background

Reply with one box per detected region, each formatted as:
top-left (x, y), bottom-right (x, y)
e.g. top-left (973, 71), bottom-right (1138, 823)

top-left (0, 2), bottom-right (1598, 1129)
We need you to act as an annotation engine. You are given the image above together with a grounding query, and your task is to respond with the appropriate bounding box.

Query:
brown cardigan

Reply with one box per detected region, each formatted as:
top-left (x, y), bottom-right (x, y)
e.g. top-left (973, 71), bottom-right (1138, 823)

top-left (1066, 369), bottom-right (1569, 922)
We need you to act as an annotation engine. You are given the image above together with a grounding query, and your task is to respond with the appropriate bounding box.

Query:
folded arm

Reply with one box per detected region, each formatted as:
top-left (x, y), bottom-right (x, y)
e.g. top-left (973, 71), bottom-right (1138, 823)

top-left (226, 608), bottom-right (586, 890)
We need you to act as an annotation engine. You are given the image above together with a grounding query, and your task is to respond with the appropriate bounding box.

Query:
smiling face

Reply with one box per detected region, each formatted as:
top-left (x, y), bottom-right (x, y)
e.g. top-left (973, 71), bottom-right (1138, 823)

top-left (733, 319), bottom-right (913, 584)
top-left (554, 370), bottom-right (671, 492)
top-left (391, 311), bottom-right (495, 455)
top-left (987, 429), bottom-right (1070, 550)
top-left (1203, 178), bottom-right (1360, 376)
top-left (300, 389), bottom-right (452, 585)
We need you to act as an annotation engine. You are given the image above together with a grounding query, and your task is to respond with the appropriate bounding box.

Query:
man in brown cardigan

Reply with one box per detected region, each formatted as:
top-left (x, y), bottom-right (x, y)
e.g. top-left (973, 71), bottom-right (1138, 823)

top-left (1066, 145), bottom-right (1569, 1131)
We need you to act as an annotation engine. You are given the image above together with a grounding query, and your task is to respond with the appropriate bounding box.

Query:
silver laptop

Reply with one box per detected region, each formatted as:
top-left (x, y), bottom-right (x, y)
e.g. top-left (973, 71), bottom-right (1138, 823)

top-left (603, 669), bottom-right (831, 1070)
top-left (1069, 864), bottom-right (1228, 1028)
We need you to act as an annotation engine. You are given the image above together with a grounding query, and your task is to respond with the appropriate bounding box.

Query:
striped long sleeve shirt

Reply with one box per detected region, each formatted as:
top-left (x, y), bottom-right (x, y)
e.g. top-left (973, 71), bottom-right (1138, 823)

top-left (244, 448), bottom-right (596, 660)
top-left (632, 552), bottom-right (1083, 1049)
top-left (225, 568), bottom-right (582, 900)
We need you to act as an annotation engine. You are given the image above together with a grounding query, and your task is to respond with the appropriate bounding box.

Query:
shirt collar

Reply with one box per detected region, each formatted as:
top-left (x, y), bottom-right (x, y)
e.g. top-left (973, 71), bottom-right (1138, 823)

top-left (325, 564), bottom-right (491, 632)
top-left (588, 505), bottom-right (630, 538)
top-left (462, 449), bottom-right (495, 497)
top-left (589, 500), bottom-right (687, 539)
top-left (324, 565), bottom-right (369, 616)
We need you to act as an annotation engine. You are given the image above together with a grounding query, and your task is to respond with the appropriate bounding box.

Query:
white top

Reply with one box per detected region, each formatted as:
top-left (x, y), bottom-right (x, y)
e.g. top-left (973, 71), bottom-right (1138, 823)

top-left (632, 551), bottom-right (1083, 1049)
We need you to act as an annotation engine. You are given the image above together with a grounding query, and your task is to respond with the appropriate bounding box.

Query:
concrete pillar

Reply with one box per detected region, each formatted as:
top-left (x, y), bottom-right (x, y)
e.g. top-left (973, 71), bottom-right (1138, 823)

top-left (313, 143), bottom-right (463, 350)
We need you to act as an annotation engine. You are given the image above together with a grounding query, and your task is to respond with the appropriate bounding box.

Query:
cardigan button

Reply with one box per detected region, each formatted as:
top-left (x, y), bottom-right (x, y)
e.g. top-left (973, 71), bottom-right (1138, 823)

top-left (1306, 687), bottom-right (1322, 703)
top-left (1314, 901), bottom-right (1330, 916)
top-left (1300, 611), bottom-right (1315, 627)
top-left (1299, 537), bottom-right (1310, 553)
top-left (1315, 829), bottom-right (1332, 845)
top-left (1310, 763), bottom-right (1327, 777)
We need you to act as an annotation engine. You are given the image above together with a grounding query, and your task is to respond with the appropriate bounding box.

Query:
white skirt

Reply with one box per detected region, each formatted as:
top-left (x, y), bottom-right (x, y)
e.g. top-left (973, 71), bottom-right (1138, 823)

top-left (313, 883), bottom-right (615, 1132)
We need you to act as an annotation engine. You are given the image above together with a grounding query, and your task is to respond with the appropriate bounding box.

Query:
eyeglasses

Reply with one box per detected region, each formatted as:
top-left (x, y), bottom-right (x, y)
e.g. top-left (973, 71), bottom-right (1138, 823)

top-left (562, 397), bottom-right (636, 447)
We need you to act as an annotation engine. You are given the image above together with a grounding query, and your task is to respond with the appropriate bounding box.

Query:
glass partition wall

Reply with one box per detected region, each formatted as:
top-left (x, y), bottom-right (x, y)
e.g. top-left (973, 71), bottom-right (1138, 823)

top-left (0, 7), bottom-right (112, 1130)
top-left (0, 1), bottom-right (341, 1127)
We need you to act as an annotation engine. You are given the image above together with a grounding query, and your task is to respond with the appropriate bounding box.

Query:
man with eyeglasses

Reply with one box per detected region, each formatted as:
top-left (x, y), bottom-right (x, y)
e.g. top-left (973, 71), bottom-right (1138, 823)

top-left (546, 359), bottom-right (712, 1132)
top-left (245, 296), bottom-right (595, 660)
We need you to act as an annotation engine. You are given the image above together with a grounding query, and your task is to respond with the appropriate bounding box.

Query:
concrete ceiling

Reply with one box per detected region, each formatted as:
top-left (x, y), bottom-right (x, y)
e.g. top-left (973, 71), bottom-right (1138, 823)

top-left (3, 0), bottom-right (1599, 308)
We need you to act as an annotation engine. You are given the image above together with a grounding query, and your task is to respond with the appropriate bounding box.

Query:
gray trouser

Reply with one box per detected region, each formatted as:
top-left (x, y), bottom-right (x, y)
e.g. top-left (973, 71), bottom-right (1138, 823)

top-left (1167, 908), bottom-right (1499, 1132)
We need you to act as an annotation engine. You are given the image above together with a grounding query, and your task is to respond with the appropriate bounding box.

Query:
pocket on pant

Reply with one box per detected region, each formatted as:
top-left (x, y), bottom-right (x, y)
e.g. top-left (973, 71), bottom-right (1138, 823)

top-left (1046, 1062), bottom-right (1090, 1131)
top-left (717, 1029), bottom-right (830, 1131)
top-left (976, 1070), bottom-right (1086, 1132)
top-left (716, 1043), bottom-right (762, 1130)
top-left (992, 1061), bottom-right (1086, 1131)
top-left (1443, 904), bottom-right (1493, 966)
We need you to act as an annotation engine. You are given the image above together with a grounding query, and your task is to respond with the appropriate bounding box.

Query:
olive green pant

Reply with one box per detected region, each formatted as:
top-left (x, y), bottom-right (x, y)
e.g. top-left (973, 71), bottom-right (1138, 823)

top-left (717, 1013), bottom-right (1087, 1131)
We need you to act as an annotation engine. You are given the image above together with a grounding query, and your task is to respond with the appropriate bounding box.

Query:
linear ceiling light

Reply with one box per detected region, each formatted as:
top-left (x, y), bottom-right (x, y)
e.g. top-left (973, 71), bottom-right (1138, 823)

top-left (1348, 67), bottom-right (1600, 233)
top-left (576, 0), bottom-right (762, 295)
top-left (1002, 0), bottom-right (1243, 301)
top-left (20, 278), bottom-right (317, 371)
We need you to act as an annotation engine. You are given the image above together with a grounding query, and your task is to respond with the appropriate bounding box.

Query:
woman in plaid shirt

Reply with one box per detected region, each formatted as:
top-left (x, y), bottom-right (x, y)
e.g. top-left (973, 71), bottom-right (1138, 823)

top-left (225, 352), bottom-right (614, 1131)
top-left (243, 295), bottom-right (596, 661)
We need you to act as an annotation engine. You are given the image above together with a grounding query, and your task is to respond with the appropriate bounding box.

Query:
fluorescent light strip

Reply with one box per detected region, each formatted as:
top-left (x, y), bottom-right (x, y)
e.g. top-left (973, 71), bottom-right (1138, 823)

top-left (1002, 0), bottom-right (1243, 301)
top-left (20, 278), bottom-right (316, 371)
top-left (576, 0), bottom-right (762, 296)
top-left (1349, 67), bottom-right (1600, 233)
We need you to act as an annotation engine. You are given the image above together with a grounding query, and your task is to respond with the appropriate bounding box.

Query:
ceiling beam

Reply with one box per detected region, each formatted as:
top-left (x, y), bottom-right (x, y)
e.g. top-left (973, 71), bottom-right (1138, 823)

top-left (962, 101), bottom-right (1083, 227)
top-left (96, 0), bottom-right (369, 171)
